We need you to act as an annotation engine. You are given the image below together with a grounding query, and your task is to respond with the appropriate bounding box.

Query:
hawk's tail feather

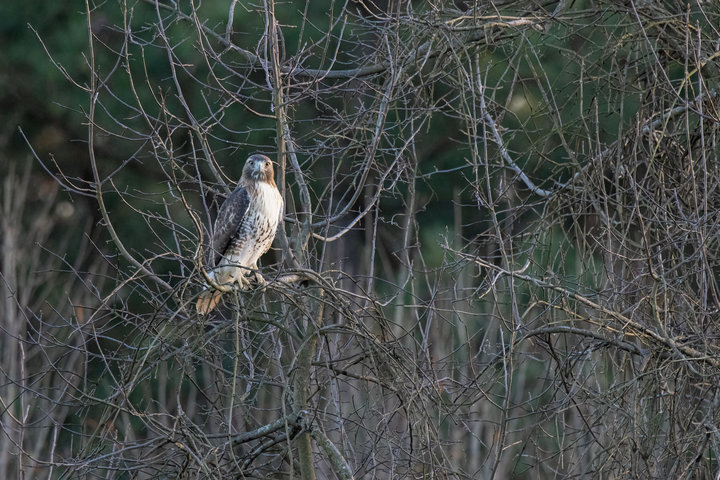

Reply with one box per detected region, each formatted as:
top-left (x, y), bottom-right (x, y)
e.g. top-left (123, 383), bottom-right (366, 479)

top-left (196, 289), bottom-right (224, 315)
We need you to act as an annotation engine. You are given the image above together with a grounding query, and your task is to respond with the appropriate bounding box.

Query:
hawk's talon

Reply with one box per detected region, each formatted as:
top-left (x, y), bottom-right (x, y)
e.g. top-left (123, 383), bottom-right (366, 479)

top-left (235, 274), bottom-right (251, 291)
top-left (249, 271), bottom-right (267, 292)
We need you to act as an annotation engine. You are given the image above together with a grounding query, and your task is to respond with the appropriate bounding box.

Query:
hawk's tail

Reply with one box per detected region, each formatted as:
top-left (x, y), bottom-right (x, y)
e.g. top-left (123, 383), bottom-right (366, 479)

top-left (196, 289), bottom-right (224, 315)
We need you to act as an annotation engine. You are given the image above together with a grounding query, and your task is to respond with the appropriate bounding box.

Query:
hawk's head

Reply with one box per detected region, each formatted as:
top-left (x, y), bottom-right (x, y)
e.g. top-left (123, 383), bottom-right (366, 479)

top-left (243, 154), bottom-right (276, 185)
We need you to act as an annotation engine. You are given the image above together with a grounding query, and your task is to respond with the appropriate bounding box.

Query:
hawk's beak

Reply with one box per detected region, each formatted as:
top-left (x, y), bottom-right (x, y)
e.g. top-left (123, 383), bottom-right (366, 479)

top-left (251, 160), bottom-right (263, 177)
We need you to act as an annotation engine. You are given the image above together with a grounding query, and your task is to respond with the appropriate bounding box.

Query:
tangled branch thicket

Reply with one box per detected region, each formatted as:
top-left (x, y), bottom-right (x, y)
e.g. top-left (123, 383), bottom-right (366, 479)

top-left (3, 0), bottom-right (720, 478)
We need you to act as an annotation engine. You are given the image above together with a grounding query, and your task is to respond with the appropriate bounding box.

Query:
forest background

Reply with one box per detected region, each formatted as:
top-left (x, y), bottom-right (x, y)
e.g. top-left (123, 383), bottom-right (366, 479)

top-left (1, 0), bottom-right (720, 478)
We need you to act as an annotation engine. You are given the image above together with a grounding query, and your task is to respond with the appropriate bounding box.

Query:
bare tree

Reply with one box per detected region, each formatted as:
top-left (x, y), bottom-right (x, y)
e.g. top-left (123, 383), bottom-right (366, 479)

top-left (7, 0), bottom-right (720, 478)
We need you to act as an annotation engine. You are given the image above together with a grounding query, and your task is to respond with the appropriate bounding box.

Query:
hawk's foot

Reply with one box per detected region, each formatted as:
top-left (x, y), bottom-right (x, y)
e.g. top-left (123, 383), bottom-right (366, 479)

top-left (249, 271), bottom-right (267, 292)
top-left (234, 273), bottom-right (251, 291)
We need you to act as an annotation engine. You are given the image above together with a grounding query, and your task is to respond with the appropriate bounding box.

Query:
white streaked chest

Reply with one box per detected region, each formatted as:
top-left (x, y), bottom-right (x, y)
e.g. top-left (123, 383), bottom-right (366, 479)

top-left (254, 183), bottom-right (283, 225)
top-left (228, 183), bottom-right (283, 254)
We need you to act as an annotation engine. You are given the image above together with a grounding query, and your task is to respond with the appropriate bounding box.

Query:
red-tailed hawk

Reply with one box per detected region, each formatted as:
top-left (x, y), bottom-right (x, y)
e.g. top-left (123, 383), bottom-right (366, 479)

top-left (196, 154), bottom-right (283, 315)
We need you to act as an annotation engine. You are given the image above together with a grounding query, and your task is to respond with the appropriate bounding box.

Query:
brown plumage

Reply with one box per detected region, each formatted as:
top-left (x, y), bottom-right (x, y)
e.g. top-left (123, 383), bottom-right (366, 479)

top-left (196, 154), bottom-right (283, 315)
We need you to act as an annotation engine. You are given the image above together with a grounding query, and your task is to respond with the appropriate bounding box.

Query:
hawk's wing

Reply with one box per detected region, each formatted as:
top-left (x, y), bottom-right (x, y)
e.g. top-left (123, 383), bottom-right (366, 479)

top-left (209, 185), bottom-right (250, 267)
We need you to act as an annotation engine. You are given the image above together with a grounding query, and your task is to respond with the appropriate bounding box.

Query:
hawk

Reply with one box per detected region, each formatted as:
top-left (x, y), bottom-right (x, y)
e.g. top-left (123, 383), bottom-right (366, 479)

top-left (196, 154), bottom-right (283, 315)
